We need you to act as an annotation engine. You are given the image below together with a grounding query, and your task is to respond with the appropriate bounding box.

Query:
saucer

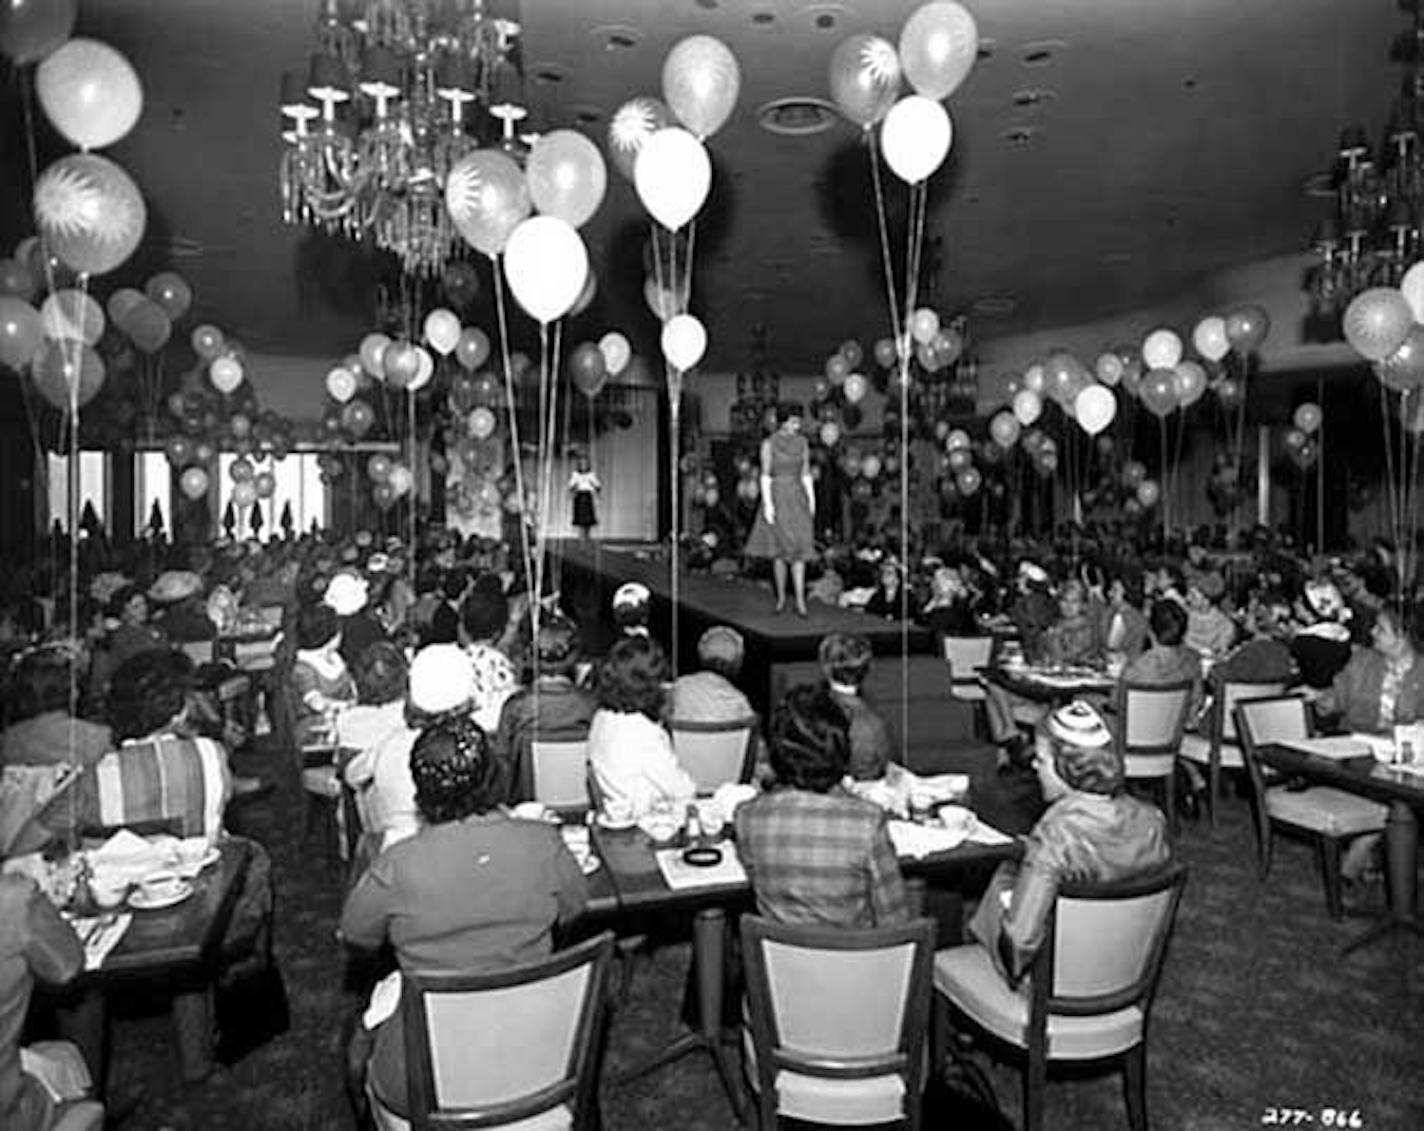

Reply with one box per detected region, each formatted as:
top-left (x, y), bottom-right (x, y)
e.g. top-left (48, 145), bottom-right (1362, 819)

top-left (596, 812), bottom-right (638, 831)
top-left (170, 846), bottom-right (221, 879)
top-left (129, 880), bottom-right (194, 911)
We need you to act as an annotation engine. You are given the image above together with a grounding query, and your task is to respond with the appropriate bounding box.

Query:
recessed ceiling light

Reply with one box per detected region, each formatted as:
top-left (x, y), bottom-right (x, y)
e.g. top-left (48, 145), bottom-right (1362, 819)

top-left (752, 10), bottom-right (776, 25)
top-left (801, 4), bottom-right (846, 32)
top-left (976, 37), bottom-right (997, 61)
top-left (1021, 39), bottom-right (1068, 66)
top-left (757, 97), bottom-right (839, 136)
top-left (1000, 125), bottom-right (1039, 147)
top-left (972, 295), bottom-right (1016, 316)
top-left (1011, 88), bottom-right (1056, 109)
top-left (572, 104), bottom-right (604, 125)
top-left (695, 0), bottom-right (719, 8)
top-left (530, 62), bottom-right (566, 84)
top-left (589, 24), bottom-right (642, 52)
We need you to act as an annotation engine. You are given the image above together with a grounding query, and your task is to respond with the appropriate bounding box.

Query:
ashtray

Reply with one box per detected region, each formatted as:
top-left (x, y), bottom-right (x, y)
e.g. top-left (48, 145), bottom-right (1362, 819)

top-left (681, 845), bottom-right (724, 868)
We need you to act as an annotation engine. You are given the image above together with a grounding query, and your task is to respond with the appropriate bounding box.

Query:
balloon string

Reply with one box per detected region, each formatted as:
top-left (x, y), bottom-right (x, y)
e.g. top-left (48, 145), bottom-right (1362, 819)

top-left (554, 337), bottom-right (574, 600)
top-left (866, 131), bottom-right (903, 347)
top-left (491, 261), bottom-right (535, 604)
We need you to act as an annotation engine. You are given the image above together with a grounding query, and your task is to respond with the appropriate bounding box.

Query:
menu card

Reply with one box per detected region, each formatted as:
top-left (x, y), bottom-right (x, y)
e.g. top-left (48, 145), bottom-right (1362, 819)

top-left (654, 843), bottom-right (748, 891)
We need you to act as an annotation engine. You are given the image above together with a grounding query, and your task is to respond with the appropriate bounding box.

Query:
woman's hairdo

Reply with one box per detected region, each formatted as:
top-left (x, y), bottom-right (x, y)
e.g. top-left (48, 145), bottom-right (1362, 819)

top-left (410, 715), bottom-right (505, 823)
top-left (817, 632), bottom-right (872, 687)
top-left (107, 648), bottom-right (195, 741)
top-left (769, 684), bottom-right (850, 793)
top-left (595, 635), bottom-right (669, 719)
top-left (353, 641), bottom-right (408, 706)
top-left (296, 602), bottom-right (340, 650)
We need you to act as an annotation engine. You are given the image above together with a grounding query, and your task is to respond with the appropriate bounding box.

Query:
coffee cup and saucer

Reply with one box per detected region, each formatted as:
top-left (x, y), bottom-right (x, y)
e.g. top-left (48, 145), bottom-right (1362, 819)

top-left (129, 873), bottom-right (194, 911)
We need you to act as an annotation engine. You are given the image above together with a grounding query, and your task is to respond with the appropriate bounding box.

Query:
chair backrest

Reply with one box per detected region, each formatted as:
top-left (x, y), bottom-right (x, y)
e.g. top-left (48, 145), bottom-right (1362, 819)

top-left (740, 914), bottom-right (935, 1105)
top-left (1036, 864), bottom-right (1188, 1023)
top-left (1233, 695), bottom-right (1313, 822)
top-left (400, 931), bottom-right (614, 1131)
top-left (941, 635), bottom-right (995, 682)
top-left (530, 738), bottom-right (592, 813)
top-left (1116, 681), bottom-right (1193, 754)
top-left (669, 716), bottom-right (758, 793)
top-left (1216, 681), bottom-right (1288, 743)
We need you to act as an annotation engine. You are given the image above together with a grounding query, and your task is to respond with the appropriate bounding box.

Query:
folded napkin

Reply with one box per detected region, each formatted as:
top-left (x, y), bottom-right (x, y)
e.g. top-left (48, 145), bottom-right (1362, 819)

top-left (710, 783), bottom-right (757, 818)
top-left (887, 820), bottom-right (968, 859)
top-left (363, 970), bottom-right (402, 1031)
top-left (68, 913), bottom-right (132, 971)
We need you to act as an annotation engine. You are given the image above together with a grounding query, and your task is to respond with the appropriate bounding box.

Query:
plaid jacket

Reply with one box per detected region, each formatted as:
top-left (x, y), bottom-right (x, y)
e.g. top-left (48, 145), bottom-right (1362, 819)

top-left (734, 786), bottom-right (909, 928)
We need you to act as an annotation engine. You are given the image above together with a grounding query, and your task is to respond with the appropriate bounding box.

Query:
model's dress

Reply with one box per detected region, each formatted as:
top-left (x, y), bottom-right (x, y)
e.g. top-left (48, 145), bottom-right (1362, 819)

top-left (569, 470), bottom-right (599, 530)
top-left (744, 431), bottom-right (816, 561)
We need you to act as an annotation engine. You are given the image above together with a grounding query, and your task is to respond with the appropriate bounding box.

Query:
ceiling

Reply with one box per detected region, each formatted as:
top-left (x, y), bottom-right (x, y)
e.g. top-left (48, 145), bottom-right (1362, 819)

top-left (1, 0), bottom-right (1404, 375)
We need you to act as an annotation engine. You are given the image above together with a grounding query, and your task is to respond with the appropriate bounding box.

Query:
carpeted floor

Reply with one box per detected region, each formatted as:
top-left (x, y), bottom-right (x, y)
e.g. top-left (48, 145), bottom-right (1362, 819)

top-left (93, 738), bottom-right (1424, 1131)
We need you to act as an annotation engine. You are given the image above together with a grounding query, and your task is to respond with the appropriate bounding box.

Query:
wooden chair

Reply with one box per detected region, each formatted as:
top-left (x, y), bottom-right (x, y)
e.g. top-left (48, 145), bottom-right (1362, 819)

top-left (368, 931), bottom-right (615, 1131)
top-left (1115, 680), bottom-right (1194, 834)
top-left (941, 635), bottom-right (996, 700)
top-left (740, 914), bottom-right (936, 1130)
top-left (934, 864), bottom-right (1188, 1131)
top-left (529, 735), bottom-right (593, 815)
top-left (1234, 697), bottom-right (1387, 919)
top-left (669, 716), bottom-right (758, 793)
top-left (1178, 679), bottom-right (1287, 825)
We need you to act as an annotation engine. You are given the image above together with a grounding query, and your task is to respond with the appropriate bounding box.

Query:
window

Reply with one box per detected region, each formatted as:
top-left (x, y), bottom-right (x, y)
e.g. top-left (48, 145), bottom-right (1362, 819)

top-left (217, 452), bottom-right (327, 541)
top-left (46, 451), bottom-right (108, 533)
top-left (135, 450), bottom-right (171, 537)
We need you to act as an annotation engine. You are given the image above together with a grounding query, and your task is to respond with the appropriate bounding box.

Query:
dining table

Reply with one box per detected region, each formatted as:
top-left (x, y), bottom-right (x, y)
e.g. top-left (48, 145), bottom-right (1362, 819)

top-left (983, 660), bottom-right (1119, 704)
top-left (49, 837), bottom-right (253, 1089)
top-left (580, 795), bottom-right (1022, 1118)
top-left (1259, 740), bottom-right (1424, 954)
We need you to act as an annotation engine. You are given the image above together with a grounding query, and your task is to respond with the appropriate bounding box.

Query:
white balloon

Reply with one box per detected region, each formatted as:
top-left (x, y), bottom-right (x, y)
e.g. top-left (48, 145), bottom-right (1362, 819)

top-left (661, 313), bottom-right (707, 371)
top-left (1403, 261), bottom-right (1424, 324)
top-left (880, 95), bottom-right (952, 185)
top-left (1013, 388), bottom-right (1042, 426)
top-left (945, 428), bottom-right (971, 451)
top-left (210, 355), bottom-right (244, 395)
top-left (843, 372), bottom-right (869, 404)
top-left (1141, 328), bottom-right (1183, 370)
top-left (502, 216), bottom-right (588, 324)
top-left (1192, 316), bottom-right (1230, 363)
top-left (634, 128), bottom-right (711, 230)
top-left (599, 331), bottom-right (631, 376)
top-left (408, 346), bottom-right (435, 392)
top-left (325, 366), bottom-right (357, 403)
top-left (1074, 384), bottom-right (1117, 436)
top-left (388, 465), bottom-right (414, 497)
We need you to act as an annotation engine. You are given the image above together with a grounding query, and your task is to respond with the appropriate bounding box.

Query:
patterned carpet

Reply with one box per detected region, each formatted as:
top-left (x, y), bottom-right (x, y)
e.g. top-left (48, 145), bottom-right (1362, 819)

top-left (96, 740), bottom-right (1424, 1131)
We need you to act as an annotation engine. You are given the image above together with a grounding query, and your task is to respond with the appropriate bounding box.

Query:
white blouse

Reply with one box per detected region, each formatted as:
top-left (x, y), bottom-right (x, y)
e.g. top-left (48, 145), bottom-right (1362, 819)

top-left (588, 708), bottom-right (695, 818)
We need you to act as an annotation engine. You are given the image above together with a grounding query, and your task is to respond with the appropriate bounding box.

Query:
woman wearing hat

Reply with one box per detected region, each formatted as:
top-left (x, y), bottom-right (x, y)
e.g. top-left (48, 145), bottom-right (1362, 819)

top-left (1290, 580), bottom-right (1354, 689)
top-left (967, 700), bottom-right (1172, 983)
top-left (1183, 572), bottom-right (1236, 660)
top-left (290, 604), bottom-right (357, 749)
top-left (340, 714), bottom-right (588, 1121)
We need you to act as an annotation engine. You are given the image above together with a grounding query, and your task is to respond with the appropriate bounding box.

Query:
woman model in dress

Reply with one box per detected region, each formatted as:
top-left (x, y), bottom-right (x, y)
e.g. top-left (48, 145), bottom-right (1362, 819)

top-left (744, 405), bottom-right (816, 616)
top-left (567, 452), bottom-right (601, 540)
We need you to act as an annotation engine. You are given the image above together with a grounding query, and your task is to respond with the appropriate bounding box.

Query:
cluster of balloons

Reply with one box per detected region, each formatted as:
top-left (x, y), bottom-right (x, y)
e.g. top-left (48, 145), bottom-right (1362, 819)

top-left (1282, 401), bottom-right (1324, 472)
top-left (568, 332), bottom-right (633, 397)
top-left (366, 453), bottom-right (415, 511)
top-left (1342, 266), bottom-right (1424, 392)
top-left (827, 2), bottom-right (978, 185)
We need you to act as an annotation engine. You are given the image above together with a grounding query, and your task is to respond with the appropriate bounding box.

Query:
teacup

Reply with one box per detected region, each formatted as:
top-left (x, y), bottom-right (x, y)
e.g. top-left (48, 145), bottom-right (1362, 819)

top-left (697, 802), bottom-right (726, 840)
top-left (89, 877), bottom-right (129, 911)
top-left (642, 809), bottom-right (681, 844)
top-left (602, 798), bottom-right (636, 826)
top-left (138, 874), bottom-right (185, 902)
top-left (938, 805), bottom-right (974, 839)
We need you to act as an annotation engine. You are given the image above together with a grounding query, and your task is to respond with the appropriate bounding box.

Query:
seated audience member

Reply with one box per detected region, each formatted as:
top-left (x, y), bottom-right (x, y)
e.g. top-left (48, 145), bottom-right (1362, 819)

top-left (917, 564), bottom-right (978, 636)
top-left (103, 583), bottom-right (168, 670)
top-left (1008, 561), bottom-right (1057, 661)
top-left (290, 603), bottom-right (357, 747)
top-left (1315, 605), bottom-right (1424, 734)
top-left (340, 715), bottom-right (588, 1122)
top-left (1, 645), bottom-right (112, 769)
top-left (338, 642), bottom-right (419, 855)
top-left (1211, 599), bottom-right (1296, 687)
top-left (1121, 599), bottom-right (1200, 699)
top-left (735, 684), bottom-right (909, 927)
top-left (1290, 580), bottom-right (1354, 689)
top-left (1099, 571), bottom-right (1150, 661)
top-left (967, 701), bottom-right (1172, 983)
top-left (588, 636), bottom-right (695, 816)
top-left (669, 626), bottom-right (756, 724)
top-left (611, 582), bottom-right (652, 640)
top-left (818, 632), bottom-right (895, 781)
top-left (1183, 572), bottom-right (1236, 659)
top-left (324, 571), bottom-right (385, 671)
top-left (492, 616), bottom-right (596, 802)
top-left (147, 570), bottom-right (213, 644)
top-left (863, 558), bottom-right (908, 620)
top-left (73, 650), bottom-right (233, 838)
top-left (1043, 579), bottom-right (1104, 666)
top-left (460, 576), bottom-right (518, 734)
top-left (0, 872), bottom-right (91, 1131)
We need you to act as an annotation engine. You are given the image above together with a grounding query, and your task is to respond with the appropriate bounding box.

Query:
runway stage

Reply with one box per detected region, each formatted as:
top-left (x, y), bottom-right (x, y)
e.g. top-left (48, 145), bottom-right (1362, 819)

top-left (556, 541), bottom-right (992, 777)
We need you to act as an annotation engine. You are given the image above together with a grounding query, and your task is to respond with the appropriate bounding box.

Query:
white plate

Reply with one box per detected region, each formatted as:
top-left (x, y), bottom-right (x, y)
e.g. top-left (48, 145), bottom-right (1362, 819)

top-left (128, 881), bottom-right (194, 911)
top-left (170, 847), bottom-right (222, 879)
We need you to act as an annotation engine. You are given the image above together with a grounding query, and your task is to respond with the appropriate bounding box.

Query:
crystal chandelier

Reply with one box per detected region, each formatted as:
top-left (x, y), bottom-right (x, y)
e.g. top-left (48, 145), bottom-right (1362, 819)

top-left (278, 0), bottom-right (526, 277)
top-left (1307, 1), bottom-right (1424, 322)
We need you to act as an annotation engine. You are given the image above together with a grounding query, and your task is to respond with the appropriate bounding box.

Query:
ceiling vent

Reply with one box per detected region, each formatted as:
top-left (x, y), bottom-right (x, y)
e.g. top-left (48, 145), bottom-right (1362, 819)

top-left (758, 97), bottom-right (839, 136)
top-left (1021, 39), bottom-right (1068, 66)
top-left (589, 24), bottom-right (642, 52)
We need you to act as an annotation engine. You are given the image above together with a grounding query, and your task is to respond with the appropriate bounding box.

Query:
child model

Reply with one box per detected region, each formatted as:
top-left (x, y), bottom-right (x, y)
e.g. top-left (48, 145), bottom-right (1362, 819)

top-left (568, 453), bottom-right (601, 539)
